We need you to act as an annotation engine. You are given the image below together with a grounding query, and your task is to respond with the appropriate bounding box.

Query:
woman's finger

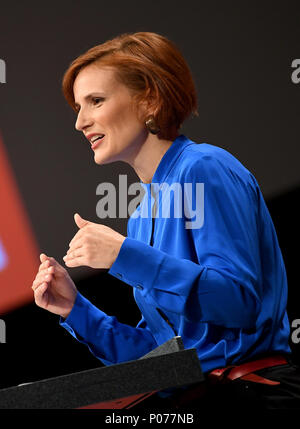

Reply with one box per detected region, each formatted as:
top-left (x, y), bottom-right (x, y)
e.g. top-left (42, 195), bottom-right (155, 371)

top-left (66, 239), bottom-right (84, 255)
top-left (36, 265), bottom-right (54, 279)
top-left (64, 256), bottom-right (85, 267)
top-left (41, 265), bottom-right (54, 275)
top-left (45, 256), bottom-right (65, 273)
top-left (63, 247), bottom-right (84, 262)
top-left (68, 230), bottom-right (84, 248)
top-left (34, 283), bottom-right (48, 307)
top-left (39, 253), bottom-right (49, 263)
top-left (39, 255), bottom-right (62, 272)
top-left (67, 239), bottom-right (82, 252)
top-left (32, 268), bottom-right (54, 290)
top-left (32, 272), bottom-right (47, 289)
top-left (38, 259), bottom-right (50, 272)
top-left (32, 276), bottom-right (50, 291)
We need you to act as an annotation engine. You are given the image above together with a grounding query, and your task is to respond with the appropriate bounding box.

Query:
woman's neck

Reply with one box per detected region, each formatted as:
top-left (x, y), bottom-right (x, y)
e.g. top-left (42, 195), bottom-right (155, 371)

top-left (128, 133), bottom-right (177, 183)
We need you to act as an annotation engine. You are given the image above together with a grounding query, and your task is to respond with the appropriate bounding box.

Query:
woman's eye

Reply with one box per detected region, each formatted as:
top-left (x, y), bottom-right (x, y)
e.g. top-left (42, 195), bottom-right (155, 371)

top-left (92, 97), bottom-right (104, 105)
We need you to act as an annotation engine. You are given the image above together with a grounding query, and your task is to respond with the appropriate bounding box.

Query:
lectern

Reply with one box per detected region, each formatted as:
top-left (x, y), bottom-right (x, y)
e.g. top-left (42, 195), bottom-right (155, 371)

top-left (0, 337), bottom-right (204, 409)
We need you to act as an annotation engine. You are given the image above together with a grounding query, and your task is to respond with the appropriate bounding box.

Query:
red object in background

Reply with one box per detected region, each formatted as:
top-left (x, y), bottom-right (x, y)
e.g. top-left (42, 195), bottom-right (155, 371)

top-left (0, 133), bottom-right (39, 314)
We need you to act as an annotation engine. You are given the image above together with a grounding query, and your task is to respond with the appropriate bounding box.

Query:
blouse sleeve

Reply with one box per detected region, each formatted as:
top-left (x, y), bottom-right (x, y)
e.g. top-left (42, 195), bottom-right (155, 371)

top-left (59, 292), bottom-right (157, 365)
top-left (109, 156), bottom-right (265, 330)
top-left (59, 218), bottom-right (158, 365)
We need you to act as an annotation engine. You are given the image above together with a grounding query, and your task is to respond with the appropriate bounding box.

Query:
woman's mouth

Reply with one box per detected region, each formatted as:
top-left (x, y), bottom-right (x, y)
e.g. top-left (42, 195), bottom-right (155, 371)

top-left (91, 135), bottom-right (105, 150)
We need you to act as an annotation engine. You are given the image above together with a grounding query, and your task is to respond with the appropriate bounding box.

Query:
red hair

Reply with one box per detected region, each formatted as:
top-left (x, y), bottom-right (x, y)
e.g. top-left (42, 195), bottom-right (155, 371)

top-left (62, 32), bottom-right (198, 139)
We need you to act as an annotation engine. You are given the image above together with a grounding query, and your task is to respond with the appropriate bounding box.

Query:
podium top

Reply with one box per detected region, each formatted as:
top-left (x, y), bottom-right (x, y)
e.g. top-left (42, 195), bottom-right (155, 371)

top-left (0, 337), bottom-right (203, 409)
top-left (141, 336), bottom-right (184, 358)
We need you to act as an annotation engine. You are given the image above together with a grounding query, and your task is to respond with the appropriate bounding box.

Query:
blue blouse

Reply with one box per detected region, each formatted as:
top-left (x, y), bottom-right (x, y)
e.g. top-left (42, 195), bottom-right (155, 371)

top-left (60, 135), bottom-right (291, 373)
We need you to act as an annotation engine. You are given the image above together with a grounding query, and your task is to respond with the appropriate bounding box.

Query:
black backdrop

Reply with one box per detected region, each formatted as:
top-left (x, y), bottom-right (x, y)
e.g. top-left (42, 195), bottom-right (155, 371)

top-left (0, 0), bottom-right (300, 389)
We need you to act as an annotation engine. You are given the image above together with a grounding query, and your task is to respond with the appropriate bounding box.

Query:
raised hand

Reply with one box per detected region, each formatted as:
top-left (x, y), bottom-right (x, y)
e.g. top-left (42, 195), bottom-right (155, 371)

top-left (32, 253), bottom-right (77, 319)
top-left (63, 213), bottom-right (125, 269)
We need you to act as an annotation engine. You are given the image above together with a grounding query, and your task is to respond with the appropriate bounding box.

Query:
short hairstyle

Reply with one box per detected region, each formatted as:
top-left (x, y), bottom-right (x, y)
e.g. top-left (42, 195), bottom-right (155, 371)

top-left (62, 32), bottom-right (198, 139)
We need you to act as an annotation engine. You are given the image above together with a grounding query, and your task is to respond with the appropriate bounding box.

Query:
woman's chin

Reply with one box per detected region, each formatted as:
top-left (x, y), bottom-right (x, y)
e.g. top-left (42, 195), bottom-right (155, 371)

top-left (94, 152), bottom-right (113, 165)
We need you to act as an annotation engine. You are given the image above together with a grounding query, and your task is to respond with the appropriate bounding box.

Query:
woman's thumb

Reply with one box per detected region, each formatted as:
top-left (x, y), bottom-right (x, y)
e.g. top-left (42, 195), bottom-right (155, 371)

top-left (74, 213), bottom-right (90, 229)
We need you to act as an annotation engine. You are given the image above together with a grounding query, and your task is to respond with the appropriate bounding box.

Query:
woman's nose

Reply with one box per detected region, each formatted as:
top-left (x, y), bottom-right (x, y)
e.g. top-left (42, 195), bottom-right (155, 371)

top-left (75, 109), bottom-right (93, 131)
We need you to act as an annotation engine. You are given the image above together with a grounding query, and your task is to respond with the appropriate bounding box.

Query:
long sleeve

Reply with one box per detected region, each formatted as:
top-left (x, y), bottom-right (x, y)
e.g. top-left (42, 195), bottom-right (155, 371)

top-left (109, 154), bottom-right (283, 332)
top-left (60, 135), bottom-right (290, 372)
top-left (60, 290), bottom-right (157, 365)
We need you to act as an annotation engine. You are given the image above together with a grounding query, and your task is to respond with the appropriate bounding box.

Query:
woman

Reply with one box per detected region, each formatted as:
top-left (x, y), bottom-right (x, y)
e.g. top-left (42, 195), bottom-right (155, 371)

top-left (31, 32), bottom-right (300, 409)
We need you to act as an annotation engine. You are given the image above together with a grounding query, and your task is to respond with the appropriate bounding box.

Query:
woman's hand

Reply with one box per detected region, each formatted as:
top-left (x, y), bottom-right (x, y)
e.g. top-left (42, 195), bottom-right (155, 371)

top-left (32, 254), bottom-right (78, 319)
top-left (63, 213), bottom-right (126, 269)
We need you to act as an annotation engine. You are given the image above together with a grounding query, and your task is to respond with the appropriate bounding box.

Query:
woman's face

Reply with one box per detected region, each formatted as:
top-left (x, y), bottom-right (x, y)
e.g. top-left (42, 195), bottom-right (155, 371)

top-left (73, 64), bottom-right (148, 165)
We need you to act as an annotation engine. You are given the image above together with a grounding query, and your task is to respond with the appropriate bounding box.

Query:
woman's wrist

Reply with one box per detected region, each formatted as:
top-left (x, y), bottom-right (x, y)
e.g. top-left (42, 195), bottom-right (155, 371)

top-left (60, 290), bottom-right (78, 320)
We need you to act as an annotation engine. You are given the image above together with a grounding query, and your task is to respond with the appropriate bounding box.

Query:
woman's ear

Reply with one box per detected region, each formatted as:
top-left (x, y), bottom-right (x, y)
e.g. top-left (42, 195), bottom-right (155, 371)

top-left (135, 100), bottom-right (154, 124)
top-left (134, 89), bottom-right (161, 127)
top-left (138, 97), bottom-right (155, 115)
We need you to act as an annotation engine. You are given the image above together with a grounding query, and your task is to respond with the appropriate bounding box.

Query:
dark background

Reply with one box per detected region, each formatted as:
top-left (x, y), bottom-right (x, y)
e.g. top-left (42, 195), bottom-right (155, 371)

top-left (0, 0), bottom-right (300, 388)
